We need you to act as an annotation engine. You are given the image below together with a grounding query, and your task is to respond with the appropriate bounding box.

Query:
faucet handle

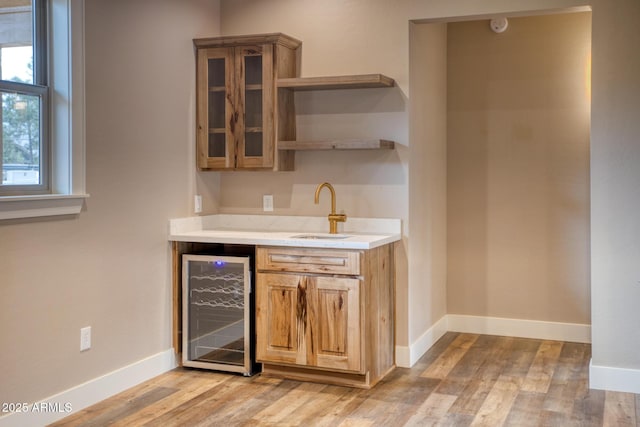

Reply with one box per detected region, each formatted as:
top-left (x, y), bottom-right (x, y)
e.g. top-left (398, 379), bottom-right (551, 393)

top-left (328, 213), bottom-right (347, 234)
top-left (328, 213), bottom-right (347, 223)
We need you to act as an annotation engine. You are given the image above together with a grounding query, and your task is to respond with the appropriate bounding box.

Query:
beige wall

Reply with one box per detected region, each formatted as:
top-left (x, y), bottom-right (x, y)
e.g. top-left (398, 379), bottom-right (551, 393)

top-left (0, 0), bottom-right (220, 404)
top-left (408, 22), bottom-right (448, 343)
top-left (1, 0), bottom-right (639, 409)
top-left (220, 0), bottom-right (640, 375)
top-left (446, 13), bottom-right (591, 323)
top-left (218, 0), bottom-right (596, 351)
top-left (218, 0), bottom-right (412, 345)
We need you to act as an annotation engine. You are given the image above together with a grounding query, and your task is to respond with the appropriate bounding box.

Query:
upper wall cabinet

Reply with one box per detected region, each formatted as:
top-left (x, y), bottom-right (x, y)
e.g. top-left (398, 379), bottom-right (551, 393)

top-left (194, 34), bottom-right (301, 171)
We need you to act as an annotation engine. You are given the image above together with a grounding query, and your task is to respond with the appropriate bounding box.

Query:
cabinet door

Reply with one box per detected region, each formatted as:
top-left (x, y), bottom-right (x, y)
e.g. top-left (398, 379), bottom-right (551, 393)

top-left (196, 47), bottom-right (235, 169)
top-left (235, 45), bottom-right (274, 169)
top-left (256, 272), bottom-right (304, 365)
top-left (256, 271), bottom-right (362, 372)
top-left (309, 276), bottom-right (362, 372)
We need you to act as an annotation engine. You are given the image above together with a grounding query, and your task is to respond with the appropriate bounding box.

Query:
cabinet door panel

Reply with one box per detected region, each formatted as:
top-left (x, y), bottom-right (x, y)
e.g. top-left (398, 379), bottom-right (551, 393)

top-left (235, 45), bottom-right (274, 169)
top-left (256, 272), bottom-right (304, 365)
top-left (317, 290), bottom-right (348, 353)
top-left (267, 284), bottom-right (294, 349)
top-left (310, 276), bottom-right (362, 373)
top-left (197, 47), bottom-right (234, 169)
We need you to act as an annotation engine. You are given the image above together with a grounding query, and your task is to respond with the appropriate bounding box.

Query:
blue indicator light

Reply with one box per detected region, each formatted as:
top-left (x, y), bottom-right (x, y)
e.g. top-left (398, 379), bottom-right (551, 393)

top-left (214, 260), bottom-right (225, 267)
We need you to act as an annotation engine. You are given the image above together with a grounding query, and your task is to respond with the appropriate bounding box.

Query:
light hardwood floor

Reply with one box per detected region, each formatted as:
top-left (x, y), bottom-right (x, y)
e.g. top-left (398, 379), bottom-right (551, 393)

top-left (51, 333), bottom-right (640, 426)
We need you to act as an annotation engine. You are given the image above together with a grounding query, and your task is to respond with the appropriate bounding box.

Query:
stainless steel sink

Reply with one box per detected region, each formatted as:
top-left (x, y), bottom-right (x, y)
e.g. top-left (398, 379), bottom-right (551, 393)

top-left (290, 234), bottom-right (351, 240)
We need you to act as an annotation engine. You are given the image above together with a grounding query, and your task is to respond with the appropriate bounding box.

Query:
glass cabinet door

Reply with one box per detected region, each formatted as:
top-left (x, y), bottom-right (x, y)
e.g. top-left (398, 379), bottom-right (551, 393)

top-left (196, 44), bottom-right (275, 170)
top-left (197, 48), bottom-right (234, 169)
top-left (235, 45), bottom-right (274, 169)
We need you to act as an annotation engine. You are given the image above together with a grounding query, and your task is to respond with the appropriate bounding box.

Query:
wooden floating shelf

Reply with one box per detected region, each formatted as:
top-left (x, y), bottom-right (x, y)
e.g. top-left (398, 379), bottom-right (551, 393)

top-left (277, 74), bottom-right (394, 91)
top-left (278, 139), bottom-right (395, 151)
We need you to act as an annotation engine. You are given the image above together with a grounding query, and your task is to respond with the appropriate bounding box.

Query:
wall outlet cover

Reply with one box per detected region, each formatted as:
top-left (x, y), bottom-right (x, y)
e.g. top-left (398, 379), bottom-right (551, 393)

top-left (263, 195), bottom-right (274, 212)
top-left (80, 326), bottom-right (91, 352)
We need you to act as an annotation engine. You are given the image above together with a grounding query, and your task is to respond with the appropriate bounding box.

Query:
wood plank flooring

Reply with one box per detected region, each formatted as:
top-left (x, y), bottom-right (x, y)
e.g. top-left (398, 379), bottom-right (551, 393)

top-left (50, 333), bottom-right (640, 426)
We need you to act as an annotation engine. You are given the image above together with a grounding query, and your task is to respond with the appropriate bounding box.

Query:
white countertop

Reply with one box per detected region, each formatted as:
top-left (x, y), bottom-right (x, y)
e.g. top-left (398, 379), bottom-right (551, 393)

top-left (168, 214), bottom-right (401, 249)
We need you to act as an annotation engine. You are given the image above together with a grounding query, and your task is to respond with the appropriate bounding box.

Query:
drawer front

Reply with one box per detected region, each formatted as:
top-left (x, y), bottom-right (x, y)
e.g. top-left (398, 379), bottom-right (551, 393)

top-left (257, 247), bottom-right (361, 275)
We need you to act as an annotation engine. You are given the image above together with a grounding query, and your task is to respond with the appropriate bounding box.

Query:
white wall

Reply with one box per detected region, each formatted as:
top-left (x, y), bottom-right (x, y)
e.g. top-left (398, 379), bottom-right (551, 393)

top-left (0, 0), bottom-right (220, 408)
top-left (590, 0), bottom-right (640, 384)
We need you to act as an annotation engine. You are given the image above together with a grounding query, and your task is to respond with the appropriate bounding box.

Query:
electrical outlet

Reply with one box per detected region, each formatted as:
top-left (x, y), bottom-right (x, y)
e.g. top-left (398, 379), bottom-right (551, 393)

top-left (263, 194), bottom-right (274, 212)
top-left (80, 326), bottom-right (91, 352)
top-left (194, 195), bottom-right (202, 213)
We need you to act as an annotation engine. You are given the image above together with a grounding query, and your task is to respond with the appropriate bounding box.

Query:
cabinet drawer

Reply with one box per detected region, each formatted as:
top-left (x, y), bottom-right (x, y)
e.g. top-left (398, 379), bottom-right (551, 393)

top-left (257, 247), bottom-right (361, 275)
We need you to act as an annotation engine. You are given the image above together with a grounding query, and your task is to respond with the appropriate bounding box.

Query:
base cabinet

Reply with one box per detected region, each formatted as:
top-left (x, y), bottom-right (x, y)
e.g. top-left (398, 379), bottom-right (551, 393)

top-left (255, 245), bottom-right (394, 388)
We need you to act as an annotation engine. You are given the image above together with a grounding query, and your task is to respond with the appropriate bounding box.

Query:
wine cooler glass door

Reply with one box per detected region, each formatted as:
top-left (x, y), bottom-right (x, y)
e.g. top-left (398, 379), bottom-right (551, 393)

top-left (182, 255), bottom-right (251, 374)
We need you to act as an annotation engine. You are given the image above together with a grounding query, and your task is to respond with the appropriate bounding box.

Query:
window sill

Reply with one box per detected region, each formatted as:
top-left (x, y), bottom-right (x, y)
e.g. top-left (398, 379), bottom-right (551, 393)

top-left (0, 194), bottom-right (89, 220)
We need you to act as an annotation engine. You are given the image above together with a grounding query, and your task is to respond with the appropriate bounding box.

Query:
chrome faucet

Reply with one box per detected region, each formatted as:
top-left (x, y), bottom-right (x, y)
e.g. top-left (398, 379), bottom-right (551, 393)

top-left (314, 182), bottom-right (347, 234)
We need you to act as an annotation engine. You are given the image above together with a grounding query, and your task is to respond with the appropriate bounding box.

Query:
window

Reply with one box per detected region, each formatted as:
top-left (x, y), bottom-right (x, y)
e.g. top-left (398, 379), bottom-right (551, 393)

top-left (0, 0), bottom-right (86, 220)
top-left (0, 0), bottom-right (48, 195)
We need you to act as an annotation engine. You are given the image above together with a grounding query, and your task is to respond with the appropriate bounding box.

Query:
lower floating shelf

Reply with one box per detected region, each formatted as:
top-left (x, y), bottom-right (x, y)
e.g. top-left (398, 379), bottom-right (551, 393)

top-left (277, 74), bottom-right (395, 91)
top-left (278, 139), bottom-right (395, 151)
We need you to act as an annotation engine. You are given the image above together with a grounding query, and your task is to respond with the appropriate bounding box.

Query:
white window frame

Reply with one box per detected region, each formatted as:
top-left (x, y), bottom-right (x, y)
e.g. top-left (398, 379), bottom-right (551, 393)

top-left (0, 0), bottom-right (87, 220)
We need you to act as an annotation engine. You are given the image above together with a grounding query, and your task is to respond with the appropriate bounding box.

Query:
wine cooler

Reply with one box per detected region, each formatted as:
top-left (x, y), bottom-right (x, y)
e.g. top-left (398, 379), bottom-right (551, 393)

top-left (182, 252), bottom-right (257, 375)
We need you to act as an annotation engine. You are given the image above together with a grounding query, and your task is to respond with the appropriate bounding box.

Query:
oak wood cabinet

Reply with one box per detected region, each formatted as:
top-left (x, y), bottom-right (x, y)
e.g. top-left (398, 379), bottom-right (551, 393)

top-left (194, 34), bottom-right (300, 171)
top-left (255, 245), bottom-right (395, 388)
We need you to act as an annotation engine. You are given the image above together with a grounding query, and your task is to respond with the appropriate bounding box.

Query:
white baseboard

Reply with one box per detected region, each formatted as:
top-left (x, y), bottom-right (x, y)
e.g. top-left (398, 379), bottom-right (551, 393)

top-left (396, 314), bottom-right (591, 369)
top-left (0, 349), bottom-right (177, 427)
top-left (590, 360), bottom-right (640, 394)
top-left (396, 315), bottom-right (448, 368)
top-left (447, 314), bottom-right (591, 344)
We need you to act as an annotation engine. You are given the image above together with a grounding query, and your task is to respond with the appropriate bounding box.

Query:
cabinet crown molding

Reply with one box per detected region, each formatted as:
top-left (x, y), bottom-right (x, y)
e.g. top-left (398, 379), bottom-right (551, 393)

top-left (193, 33), bottom-right (302, 50)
